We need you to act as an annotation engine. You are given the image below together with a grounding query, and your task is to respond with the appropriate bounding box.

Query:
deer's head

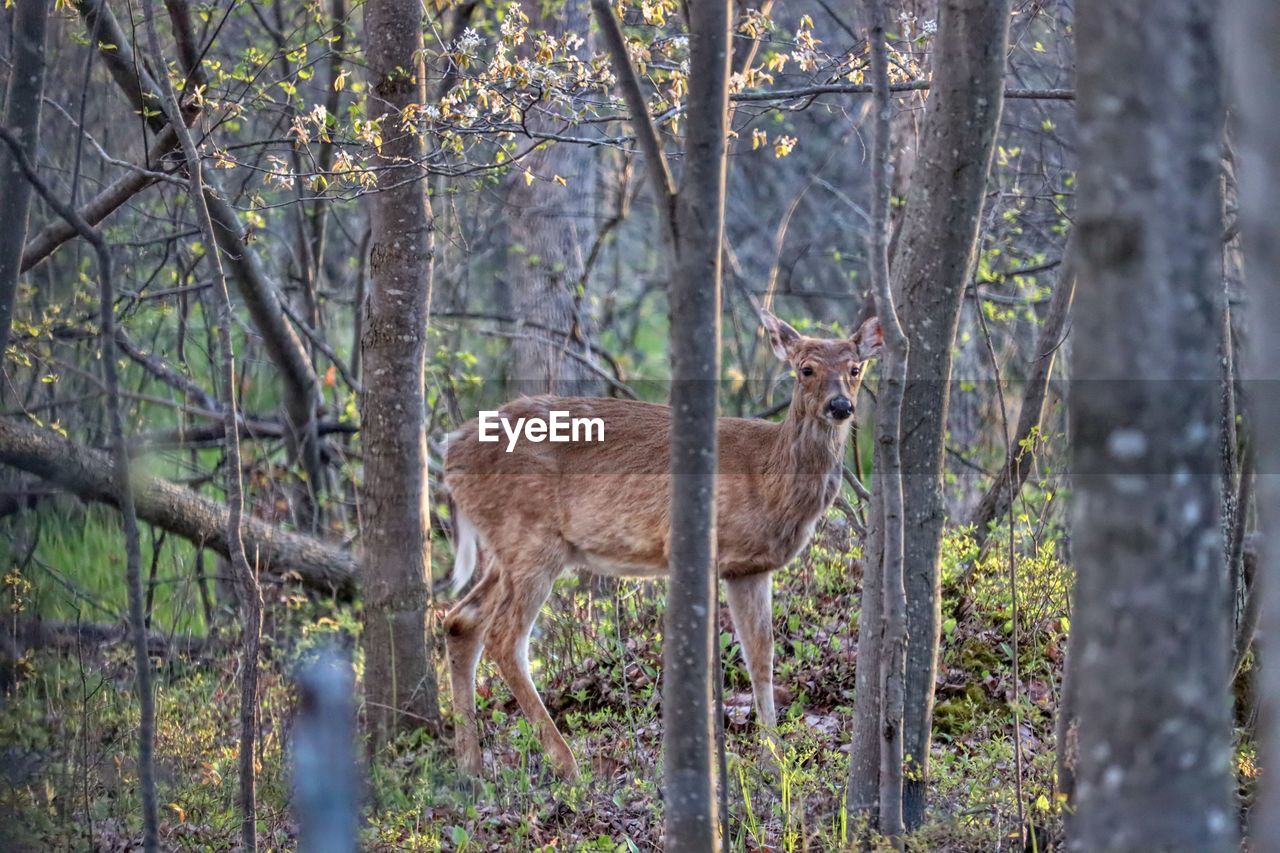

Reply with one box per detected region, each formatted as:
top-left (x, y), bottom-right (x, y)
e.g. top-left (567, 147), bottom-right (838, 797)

top-left (761, 310), bottom-right (883, 425)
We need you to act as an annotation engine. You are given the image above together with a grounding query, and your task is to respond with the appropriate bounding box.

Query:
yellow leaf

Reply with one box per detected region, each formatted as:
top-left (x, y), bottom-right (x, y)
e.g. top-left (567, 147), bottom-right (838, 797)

top-left (524, 171), bottom-right (535, 186)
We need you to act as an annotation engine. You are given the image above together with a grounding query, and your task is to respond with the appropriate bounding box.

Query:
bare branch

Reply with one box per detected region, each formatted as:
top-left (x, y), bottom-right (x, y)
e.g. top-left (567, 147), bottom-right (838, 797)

top-left (21, 127), bottom-right (180, 274)
top-left (590, 0), bottom-right (677, 238)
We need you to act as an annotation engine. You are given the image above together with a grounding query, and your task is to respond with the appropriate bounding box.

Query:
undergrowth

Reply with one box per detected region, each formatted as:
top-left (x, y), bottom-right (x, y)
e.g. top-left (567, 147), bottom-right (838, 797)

top-left (2, 501), bottom-right (1072, 851)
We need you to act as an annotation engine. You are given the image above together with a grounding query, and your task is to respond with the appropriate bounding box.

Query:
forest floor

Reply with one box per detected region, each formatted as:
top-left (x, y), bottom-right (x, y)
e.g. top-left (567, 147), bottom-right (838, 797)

top-left (1, 504), bottom-right (1077, 851)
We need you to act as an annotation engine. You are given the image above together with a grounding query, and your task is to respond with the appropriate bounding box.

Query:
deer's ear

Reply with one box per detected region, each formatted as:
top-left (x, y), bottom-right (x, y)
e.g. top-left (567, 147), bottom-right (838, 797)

top-left (852, 316), bottom-right (884, 361)
top-left (761, 310), bottom-right (801, 361)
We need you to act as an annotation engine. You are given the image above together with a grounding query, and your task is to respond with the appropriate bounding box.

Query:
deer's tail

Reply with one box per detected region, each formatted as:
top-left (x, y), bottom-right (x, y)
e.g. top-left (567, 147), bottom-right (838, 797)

top-left (442, 428), bottom-right (480, 597)
top-left (449, 508), bottom-right (480, 596)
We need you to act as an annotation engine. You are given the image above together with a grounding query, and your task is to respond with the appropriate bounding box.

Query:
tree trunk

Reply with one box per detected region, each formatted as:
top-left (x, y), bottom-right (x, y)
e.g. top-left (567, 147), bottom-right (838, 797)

top-left (891, 0), bottom-right (1012, 829)
top-left (359, 0), bottom-right (441, 740)
top-left (663, 1), bottom-right (731, 847)
top-left (857, 2), bottom-right (911, 842)
top-left (0, 0), bottom-right (50, 359)
top-left (847, 464), bottom-right (885, 826)
top-left (1225, 0), bottom-right (1280, 845)
top-left (1068, 1), bottom-right (1234, 849)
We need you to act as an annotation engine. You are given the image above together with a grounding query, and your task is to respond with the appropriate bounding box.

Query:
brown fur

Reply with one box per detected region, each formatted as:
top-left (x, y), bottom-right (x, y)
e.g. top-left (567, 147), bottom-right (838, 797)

top-left (442, 314), bottom-right (881, 779)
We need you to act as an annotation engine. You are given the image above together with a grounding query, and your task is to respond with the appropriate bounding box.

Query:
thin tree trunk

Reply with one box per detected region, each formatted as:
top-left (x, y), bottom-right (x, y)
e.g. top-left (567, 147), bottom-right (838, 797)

top-left (860, 3), bottom-right (910, 841)
top-left (138, 1), bottom-right (263, 845)
top-left (302, 0), bottom-right (348, 312)
top-left (847, 468), bottom-right (885, 828)
top-left (360, 0), bottom-right (441, 740)
top-left (0, 0), bottom-right (50, 358)
top-left (1226, 0), bottom-right (1280, 845)
top-left (1053, 607), bottom-right (1080, 806)
top-left (663, 1), bottom-right (731, 847)
top-left (1068, 1), bottom-right (1233, 849)
top-left (893, 0), bottom-right (1011, 828)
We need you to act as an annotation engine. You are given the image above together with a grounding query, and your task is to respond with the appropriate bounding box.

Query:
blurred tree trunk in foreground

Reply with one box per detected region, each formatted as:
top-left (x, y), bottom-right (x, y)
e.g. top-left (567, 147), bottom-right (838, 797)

top-left (1227, 0), bottom-right (1280, 846)
top-left (360, 0), bottom-right (441, 740)
top-left (1069, 1), bottom-right (1234, 849)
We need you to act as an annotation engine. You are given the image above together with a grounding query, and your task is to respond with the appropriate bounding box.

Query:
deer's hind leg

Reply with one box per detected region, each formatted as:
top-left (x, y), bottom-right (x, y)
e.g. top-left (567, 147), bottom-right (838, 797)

top-left (445, 566), bottom-right (499, 776)
top-left (483, 550), bottom-right (578, 780)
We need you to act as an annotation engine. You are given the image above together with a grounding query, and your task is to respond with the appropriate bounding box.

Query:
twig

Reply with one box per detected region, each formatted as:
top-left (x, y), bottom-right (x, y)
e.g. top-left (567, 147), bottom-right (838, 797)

top-left (590, 0), bottom-right (677, 238)
top-left (729, 81), bottom-right (1074, 103)
top-left (469, 326), bottom-right (639, 399)
top-left (973, 280), bottom-right (1026, 843)
top-left (138, 2), bottom-right (264, 848)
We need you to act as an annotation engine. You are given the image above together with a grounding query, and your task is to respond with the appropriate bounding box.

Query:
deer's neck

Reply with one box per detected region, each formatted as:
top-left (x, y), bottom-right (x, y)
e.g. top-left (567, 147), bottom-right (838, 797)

top-left (765, 407), bottom-right (850, 514)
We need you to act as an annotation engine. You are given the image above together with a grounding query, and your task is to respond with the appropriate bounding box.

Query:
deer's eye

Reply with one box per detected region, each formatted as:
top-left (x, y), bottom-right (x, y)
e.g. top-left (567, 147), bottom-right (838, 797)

top-left (850, 365), bottom-right (861, 377)
top-left (800, 366), bottom-right (814, 377)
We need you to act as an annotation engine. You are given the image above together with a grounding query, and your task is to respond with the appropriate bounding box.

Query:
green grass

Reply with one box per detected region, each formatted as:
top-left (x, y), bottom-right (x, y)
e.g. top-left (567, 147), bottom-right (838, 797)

top-left (7, 505), bottom-right (213, 636)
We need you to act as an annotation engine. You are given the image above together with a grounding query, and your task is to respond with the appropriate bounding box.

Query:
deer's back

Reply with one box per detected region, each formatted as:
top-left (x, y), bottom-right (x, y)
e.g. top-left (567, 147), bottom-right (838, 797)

top-left (444, 396), bottom-right (832, 578)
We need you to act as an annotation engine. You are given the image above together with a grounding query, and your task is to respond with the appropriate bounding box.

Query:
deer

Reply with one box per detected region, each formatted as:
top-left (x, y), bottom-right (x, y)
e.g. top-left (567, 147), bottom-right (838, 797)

top-left (441, 308), bottom-right (883, 780)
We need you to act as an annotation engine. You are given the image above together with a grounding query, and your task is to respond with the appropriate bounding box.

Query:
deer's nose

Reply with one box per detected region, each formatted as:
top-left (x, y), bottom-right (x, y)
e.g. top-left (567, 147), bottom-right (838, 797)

top-left (827, 396), bottom-right (854, 420)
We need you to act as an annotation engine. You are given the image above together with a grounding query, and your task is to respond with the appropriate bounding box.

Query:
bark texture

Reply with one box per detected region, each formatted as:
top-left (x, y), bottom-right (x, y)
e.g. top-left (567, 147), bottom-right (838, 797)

top-left (1225, 0), bottom-right (1280, 846)
top-left (1069, 1), bottom-right (1234, 849)
top-left (663, 1), bottom-right (731, 847)
top-left (0, 0), bottom-right (50, 357)
top-left (360, 0), bottom-right (441, 739)
top-left (860, 1), bottom-right (910, 840)
top-left (0, 417), bottom-right (357, 594)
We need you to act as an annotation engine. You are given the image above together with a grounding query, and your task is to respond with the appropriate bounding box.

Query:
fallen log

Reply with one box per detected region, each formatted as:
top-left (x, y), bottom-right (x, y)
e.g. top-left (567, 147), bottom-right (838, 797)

top-left (4, 616), bottom-right (217, 659)
top-left (0, 417), bottom-right (357, 596)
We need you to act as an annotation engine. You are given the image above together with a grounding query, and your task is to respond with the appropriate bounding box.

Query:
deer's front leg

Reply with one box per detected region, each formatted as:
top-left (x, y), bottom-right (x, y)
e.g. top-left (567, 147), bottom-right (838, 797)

top-left (725, 572), bottom-right (777, 735)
